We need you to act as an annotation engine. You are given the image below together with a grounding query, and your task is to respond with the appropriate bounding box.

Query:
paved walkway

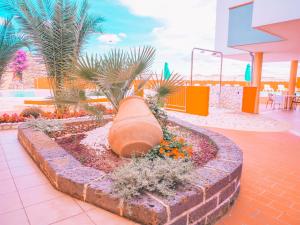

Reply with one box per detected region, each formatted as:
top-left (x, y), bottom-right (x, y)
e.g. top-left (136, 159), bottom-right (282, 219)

top-left (0, 130), bottom-right (136, 225)
top-left (0, 110), bottom-right (299, 225)
top-left (214, 129), bottom-right (300, 225)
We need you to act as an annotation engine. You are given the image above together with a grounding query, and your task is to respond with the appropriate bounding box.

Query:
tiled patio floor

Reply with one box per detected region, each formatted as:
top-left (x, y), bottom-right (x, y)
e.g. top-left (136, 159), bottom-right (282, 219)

top-left (0, 110), bottom-right (299, 225)
top-left (0, 130), bottom-right (136, 225)
top-left (214, 129), bottom-right (300, 225)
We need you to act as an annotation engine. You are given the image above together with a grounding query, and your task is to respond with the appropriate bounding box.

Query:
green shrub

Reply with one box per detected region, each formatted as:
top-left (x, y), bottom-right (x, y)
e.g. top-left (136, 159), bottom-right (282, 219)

top-left (21, 107), bottom-right (44, 118)
top-left (146, 96), bottom-right (168, 127)
top-left (110, 156), bottom-right (195, 201)
top-left (23, 118), bottom-right (63, 133)
top-left (147, 135), bottom-right (192, 160)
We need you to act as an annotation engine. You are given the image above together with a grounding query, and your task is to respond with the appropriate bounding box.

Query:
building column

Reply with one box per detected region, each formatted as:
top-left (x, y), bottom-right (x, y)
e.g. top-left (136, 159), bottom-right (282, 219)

top-left (288, 60), bottom-right (298, 109)
top-left (252, 52), bottom-right (263, 114)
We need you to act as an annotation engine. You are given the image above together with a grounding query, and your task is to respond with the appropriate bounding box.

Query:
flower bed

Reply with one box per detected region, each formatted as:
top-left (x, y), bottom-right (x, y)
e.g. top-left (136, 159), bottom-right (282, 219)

top-left (18, 116), bottom-right (242, 225)
top-left (0, 104), bottom-right (114, 130)
top-left (48, 119), bottom-right (217, 173)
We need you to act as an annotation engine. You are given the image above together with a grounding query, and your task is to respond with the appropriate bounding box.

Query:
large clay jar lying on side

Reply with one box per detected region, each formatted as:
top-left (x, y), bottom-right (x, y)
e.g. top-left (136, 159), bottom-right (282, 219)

top-left (108, 96), bottom-right (163, 157)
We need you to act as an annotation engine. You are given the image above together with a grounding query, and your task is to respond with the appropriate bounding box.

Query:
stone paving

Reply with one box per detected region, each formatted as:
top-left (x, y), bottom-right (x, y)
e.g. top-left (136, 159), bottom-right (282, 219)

top-left (168, 107), bottom-right (291, 132)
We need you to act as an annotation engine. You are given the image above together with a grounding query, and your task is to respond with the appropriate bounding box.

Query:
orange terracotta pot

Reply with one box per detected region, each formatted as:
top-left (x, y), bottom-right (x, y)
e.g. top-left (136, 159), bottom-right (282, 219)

top-left (108, 96), bottom-right (163, 157)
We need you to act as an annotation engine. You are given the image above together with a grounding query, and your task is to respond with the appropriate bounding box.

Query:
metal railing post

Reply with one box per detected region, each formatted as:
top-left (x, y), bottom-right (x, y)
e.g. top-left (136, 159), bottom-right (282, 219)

top-left (190, 47), bottom-right (224, 105)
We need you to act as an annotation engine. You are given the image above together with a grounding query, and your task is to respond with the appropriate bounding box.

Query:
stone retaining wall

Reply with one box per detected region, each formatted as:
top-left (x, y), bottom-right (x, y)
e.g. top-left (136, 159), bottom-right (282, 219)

top-left (17, 117), bottom-right (243, 225)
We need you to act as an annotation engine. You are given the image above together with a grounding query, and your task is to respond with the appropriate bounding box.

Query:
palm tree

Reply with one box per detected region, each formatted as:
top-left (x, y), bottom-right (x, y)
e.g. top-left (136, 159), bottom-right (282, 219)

top-left (0, 18), bottom-right (26, 82)
top-left (1, 0), bottom-right (103, 106)
top-left (148, 72), bottom-right (184, 103)
top-left (76, 46), bottom-right (156, 110)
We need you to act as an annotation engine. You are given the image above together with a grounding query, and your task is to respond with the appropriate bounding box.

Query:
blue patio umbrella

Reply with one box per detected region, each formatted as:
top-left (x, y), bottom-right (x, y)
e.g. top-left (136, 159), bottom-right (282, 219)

top-left (163, 62), bottom-right (171, 80)
top-left (244, 63), bottom-right (251, 82)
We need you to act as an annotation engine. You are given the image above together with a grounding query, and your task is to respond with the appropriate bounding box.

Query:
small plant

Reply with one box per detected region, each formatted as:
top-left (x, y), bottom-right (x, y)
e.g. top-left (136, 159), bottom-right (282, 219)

top-left (148, 135), bottom-right (192, 160)
top-left (111, 156), bottom-right (195, 201)
top-left (146, 96), bottom-right (168, 127)
top-left (148, 72), bottom-right (184, 105)
top-left (0, 113), bottom-right (25, 123)
top-left (23, 118), bottom-right (63, 133)
top-left (41, 110), bottom-right (88, 119)
top-left (11, 49), bottom-right (28, 81)
top-left (21, 107), bottom-right (44, 118)
top-left (76, 46), bottom-right (156, 110)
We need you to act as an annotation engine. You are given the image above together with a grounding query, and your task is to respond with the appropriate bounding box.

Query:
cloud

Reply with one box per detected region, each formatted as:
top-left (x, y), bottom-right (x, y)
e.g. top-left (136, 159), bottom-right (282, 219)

top-left (0, 17), bottom-right (5, 25)
top-left (98, 34), bottom-right (121, 44)
top-left (118, 32), bottom-right (127, 38)
top-left (118, 0), bottom-right (294, 80)
top-left (98, 33), bottom-right (127, 44)
top-left (119, 0), bottom-right (217, 76)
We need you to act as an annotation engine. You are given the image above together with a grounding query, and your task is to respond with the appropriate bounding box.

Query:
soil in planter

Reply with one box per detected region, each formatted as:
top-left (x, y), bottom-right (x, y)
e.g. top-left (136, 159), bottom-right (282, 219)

top-left (50, 120), bottom-right (217, 173)
top-left (167, 122), bottom-right (217, 166)
top-left (50, 119), bottom-right (126, 173)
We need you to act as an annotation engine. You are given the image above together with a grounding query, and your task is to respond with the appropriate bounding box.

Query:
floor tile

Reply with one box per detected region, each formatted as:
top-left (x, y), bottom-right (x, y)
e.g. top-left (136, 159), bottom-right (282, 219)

top-left (6, 156), bottom-right (35, 168)
top-left (4, 150), bottom-right (28, 161)
top-left (14, 173), bottom-right (49, 190)
top-left (75, 199), bottom-right (97, 212)
top-left (87, 208), bottom-right (138, 225)
top-left (0, 209), bottom-right (30, 225)
top-left (0, 191), bottom-right (23, 214)
top-left (51, 213), bottom-right (94, 225)
top-left (10, 164), bottom-right (39, 178)
top-left (2, 142), bottom-right (24, 153)
top-left (0, 169), bottom-right (12, 181)
top-left (19, 183), bottom-right (63, 207)
top-left (0, 161), bottom-right (8, 171)
top-left (25, 196), bottom-right (83, 225)
top-left (0, 178), bottom-right (17, 194)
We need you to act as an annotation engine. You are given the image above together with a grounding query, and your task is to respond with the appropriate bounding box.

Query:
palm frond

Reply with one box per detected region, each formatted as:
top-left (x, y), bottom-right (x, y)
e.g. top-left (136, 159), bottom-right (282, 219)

top-left (149, 72), bottom-right (184, 99)
top-left (76, 46), bottom-right (156, 110)
top-left (0, 0), bottom-right (104, 109)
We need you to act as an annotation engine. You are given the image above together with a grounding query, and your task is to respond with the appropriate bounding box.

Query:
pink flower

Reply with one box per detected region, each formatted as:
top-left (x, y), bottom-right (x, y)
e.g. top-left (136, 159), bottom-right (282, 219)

top-left (11, 50), bottom-right (28, 74)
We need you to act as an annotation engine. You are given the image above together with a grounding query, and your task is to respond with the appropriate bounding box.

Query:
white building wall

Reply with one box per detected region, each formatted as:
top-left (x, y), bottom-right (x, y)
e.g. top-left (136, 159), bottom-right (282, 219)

top-left (214, 0), bottom-right (249, 55)
top-left (252, 0), bottom-right (300, 27)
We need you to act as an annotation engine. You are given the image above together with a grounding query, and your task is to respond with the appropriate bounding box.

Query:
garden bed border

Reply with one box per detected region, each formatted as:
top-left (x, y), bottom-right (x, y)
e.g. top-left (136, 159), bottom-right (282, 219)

top-left (17, 116), bottom-right (243, 225)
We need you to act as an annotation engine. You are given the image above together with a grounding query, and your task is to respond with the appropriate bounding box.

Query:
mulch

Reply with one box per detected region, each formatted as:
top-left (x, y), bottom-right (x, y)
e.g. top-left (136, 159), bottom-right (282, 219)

top-left (50, 120), bottom-right (217, 173)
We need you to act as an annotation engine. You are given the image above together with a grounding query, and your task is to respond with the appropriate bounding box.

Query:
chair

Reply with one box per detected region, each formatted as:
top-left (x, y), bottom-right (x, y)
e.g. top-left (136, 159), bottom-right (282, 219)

top-left (273, 95), bottom-right (283, 109)
top-left (266, 93), bottom-right (274, 108)
top-left (263, 84), bottom-right (274, 92)
top-left (277, 84), bottom-right (286, 92)
top-left (292, 96), bottom-right (300, 110)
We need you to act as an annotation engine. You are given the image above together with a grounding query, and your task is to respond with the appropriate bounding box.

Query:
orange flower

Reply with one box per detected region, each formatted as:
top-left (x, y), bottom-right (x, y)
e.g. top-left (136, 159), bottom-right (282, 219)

top-left (159, 148), bottom-right (164, 154)
top-left (177, 137), bottom-right (185, 144)
top-left (172, 148), bottom-right (179, 155)
top-left (161, 140), bottom-right (169, 146)
top-left (164, 152), bottom-right (171, 157)
top-left (178, 153), bottom-right (185, 159)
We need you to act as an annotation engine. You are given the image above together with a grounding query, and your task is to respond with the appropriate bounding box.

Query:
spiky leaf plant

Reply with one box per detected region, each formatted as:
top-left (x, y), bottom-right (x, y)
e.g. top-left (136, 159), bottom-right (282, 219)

top-left (76, 46), bottom-right (155, 110)
top-left (1, 0), bottom-right (103, 108)
top-left (0, 18), bottom-right (26, 81)
top-left (148, 72), bottom-right (184, 105)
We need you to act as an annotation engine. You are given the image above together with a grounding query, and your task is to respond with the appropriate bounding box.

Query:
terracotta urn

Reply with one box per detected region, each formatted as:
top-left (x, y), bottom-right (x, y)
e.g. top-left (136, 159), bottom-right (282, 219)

top-left (108, 96), bottom-right (163, 157)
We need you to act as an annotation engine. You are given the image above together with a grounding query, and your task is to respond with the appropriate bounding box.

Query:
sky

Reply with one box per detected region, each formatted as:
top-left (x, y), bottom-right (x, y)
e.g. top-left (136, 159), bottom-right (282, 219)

top-left (85, 0), bottom-right (223, 79)
top-left (0, 0), bottom-right (296, 81)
